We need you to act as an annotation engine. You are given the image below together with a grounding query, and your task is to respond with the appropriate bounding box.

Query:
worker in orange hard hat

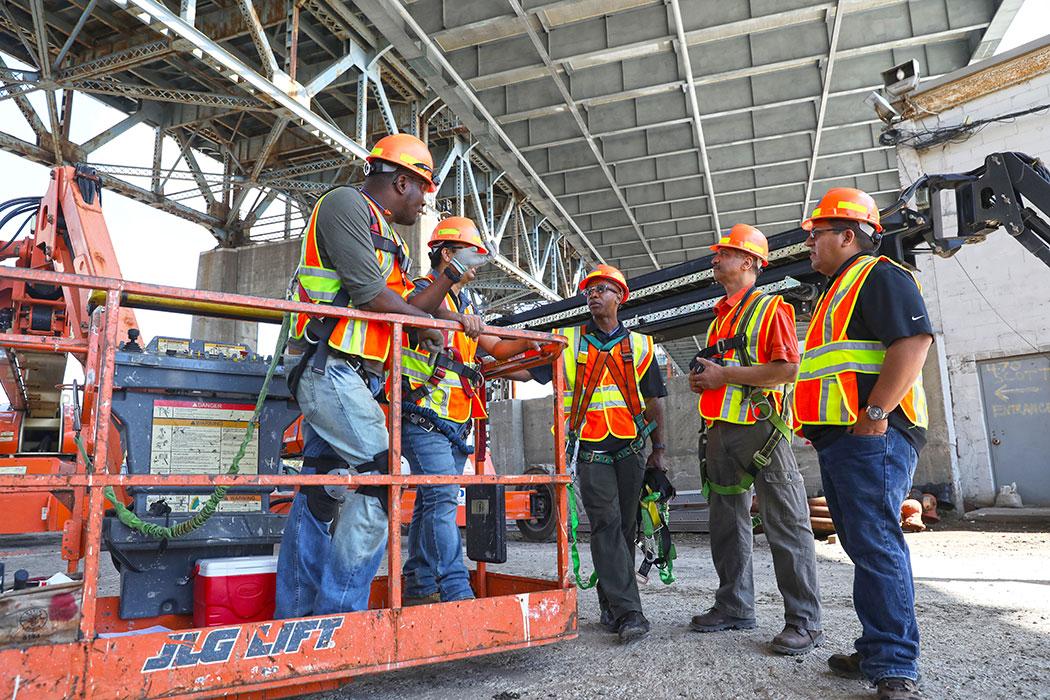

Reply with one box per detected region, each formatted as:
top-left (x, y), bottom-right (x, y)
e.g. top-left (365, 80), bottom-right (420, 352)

top-left (528, 263), bottom-right (668, 643)
top-left (795, 187), bottom-right (933, 697)
top-left (277, 134), bottom-right (491, 619)
top-left (397, 217), bottom-right (534, 606)
top-left (366, 133), bottom-right (438, 193)
top-left (687, 223), bottom-right (823, 655)
top-left (710, 223), bottom-right (770, 267)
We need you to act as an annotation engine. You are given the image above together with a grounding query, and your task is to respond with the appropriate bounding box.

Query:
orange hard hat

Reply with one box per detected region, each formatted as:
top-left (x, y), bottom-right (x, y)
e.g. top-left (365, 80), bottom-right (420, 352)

top-left (710, 223), bottom-right (769, 266)
top-left (578, 264), bottom-right (629, 303)
top-left (428, 217), bottom-right (488, 255)
top-left (367, 134), bottom-right (437, 192)
top-left (802, 187), bottom-right (883, 233)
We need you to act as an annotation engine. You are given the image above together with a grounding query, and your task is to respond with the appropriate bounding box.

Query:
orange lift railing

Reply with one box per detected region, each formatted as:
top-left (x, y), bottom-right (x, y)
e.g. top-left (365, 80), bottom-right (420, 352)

top-left (0, 264), bottom-right (576, 699)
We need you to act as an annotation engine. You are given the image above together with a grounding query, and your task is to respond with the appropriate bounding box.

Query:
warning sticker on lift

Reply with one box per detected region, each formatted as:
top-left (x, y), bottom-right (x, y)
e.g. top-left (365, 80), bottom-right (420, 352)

top-left (144, 494), bottom-right (262, 513)
top-left (150, 399), bottom-right (259, 475)
top-left (204, 342), bottom-right (248, 359)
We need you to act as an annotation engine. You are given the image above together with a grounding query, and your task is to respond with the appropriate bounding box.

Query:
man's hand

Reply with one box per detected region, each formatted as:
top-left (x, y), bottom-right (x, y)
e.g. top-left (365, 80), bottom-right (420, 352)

top-left (418, 327), bottom-right (445, 354)
top-left (850, 412), bottom-right (888, 436)
top-left (450, 248), bottom-right (491, 274)
top-left (690, 358), bottom-right (728, 390)
top-left (456, 312), bottom-right (484, 339)
top-left (645, 448), bottom-right (666, 472)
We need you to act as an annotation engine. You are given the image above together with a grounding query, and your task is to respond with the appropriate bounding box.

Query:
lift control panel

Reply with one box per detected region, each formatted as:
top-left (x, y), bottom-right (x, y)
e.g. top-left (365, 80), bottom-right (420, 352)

top-left (104, 336), bottom-right (298, 619)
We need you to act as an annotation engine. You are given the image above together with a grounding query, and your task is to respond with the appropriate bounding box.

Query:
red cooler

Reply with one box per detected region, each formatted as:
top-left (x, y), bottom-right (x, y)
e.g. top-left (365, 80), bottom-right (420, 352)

top-left (193, 555), bottom-right (278, 627)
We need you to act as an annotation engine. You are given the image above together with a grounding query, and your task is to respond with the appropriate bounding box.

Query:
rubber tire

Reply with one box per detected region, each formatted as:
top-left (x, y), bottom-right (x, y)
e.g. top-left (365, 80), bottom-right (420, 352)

top-left (515, 466), bottom-right (557, 543)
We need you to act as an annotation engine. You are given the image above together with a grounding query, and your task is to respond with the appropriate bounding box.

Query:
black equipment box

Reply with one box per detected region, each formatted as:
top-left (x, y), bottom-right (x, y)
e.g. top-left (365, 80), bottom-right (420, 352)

top-left (465, 484), bottom-right (507, 563)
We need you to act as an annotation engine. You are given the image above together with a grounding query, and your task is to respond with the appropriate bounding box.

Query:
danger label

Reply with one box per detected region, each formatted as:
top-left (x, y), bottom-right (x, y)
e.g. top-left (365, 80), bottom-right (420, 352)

top-left (150, 400), bottom-right (259, 475)
top-left (145, 494), bottom-right (262, 513)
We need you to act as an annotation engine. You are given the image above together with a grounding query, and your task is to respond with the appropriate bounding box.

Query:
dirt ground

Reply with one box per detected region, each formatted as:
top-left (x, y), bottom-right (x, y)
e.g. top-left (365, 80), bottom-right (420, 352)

top-left (315, 522), bottom-right (1050, 700)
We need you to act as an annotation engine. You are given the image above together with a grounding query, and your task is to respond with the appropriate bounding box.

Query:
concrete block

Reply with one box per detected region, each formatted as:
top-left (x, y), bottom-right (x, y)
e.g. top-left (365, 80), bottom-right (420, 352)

top-left (488, 399), bottom-right (524, 475)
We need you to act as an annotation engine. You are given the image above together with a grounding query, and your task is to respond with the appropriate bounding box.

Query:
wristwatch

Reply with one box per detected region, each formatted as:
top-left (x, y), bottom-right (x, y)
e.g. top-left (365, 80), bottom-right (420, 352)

top-left (651, 442), bottom-right (667, 451)
top-left (443, 265), bottom-right (462, 283)
top-left (864, 405), bottom-right (887, 421)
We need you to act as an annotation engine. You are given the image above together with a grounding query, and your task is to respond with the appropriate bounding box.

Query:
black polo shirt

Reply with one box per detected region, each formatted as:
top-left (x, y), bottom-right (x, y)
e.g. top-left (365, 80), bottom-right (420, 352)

top-left (530, 321), bottom-right (667, 452)
top-left (801, 253), bottom-right (934, 453)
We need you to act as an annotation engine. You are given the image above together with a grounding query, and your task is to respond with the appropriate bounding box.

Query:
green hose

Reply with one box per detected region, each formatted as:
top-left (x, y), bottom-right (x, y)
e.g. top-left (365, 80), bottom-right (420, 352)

top-left (75, 314), bottom-right (291, 540)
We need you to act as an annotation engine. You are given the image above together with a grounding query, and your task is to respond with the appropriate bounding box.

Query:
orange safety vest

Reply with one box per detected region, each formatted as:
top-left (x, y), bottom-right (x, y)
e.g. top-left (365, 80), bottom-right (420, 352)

top-left (399, 277), bottom-right (485, 423)
top-left (698, 289), bottom-right (790, 425)
top-left (792, 255), bottom-right (929, 429)
top-left (290, 189), bottom-right (412, 364)
top-left (559, 325), bottom-right (654, 442)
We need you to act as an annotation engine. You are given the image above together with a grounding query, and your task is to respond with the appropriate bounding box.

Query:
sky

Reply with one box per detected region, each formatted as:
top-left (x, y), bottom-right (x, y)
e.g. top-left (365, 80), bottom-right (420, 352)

top-left (0, 4), bottom-right (1047, 400)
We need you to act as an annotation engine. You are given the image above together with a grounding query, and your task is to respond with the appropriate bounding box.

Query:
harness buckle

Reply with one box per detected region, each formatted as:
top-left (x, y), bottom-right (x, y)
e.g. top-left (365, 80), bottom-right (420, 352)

top-left (408, 412), bottom-right (436, 433)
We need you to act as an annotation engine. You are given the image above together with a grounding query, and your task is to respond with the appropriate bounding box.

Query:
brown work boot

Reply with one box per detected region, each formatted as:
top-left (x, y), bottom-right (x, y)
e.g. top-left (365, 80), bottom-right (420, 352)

top-left (689, 607), bottom-right (756, 633)
top-left (876, 678), bottom-right (922, 699)
top-left (402, 592), bottom-right (441, 607)
top-left (769, 624), bottom-right (824, 655)
top-left (827, 652), bottom-right (863, 679)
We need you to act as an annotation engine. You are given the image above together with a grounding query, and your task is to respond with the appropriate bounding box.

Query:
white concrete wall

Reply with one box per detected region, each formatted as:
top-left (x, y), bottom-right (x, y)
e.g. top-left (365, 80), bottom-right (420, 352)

top-left (896, 70), bottom-right (1050, 506)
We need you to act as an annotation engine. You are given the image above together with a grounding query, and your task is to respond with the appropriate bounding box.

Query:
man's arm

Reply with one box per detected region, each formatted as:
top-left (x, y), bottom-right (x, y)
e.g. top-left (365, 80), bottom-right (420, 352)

top-left (477, 334), bottom-right (537, 360)
top-left (851, 334), bottom-right (932, 435)
top-left (850, 262), bottom-right (935, 435)
top-left (643, 396), bottom-right (666, 471)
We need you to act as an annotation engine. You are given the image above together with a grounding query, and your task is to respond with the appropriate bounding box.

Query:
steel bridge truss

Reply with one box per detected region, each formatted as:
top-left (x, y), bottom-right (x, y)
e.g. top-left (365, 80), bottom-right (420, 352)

top-left (0, 0), bottom-right (589, 308)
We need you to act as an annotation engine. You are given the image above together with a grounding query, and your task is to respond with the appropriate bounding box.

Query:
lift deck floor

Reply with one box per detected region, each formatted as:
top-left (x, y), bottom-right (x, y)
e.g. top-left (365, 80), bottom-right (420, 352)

top-left (1, 570), bottom-right (576, 699)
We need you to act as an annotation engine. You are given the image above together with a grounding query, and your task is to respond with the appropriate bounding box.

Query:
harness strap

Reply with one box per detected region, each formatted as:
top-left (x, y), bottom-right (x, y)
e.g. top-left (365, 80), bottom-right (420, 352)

top-left (700, 291), bottom-right (795, 498)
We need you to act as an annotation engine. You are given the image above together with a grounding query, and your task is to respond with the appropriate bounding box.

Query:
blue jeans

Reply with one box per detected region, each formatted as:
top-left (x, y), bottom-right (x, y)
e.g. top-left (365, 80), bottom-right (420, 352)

top-left (401, 417), bottom-right (474, 601)
top-left (275, 354), bottom-right (390, 617)
top-left (817, 427), bottom-right (920, 683)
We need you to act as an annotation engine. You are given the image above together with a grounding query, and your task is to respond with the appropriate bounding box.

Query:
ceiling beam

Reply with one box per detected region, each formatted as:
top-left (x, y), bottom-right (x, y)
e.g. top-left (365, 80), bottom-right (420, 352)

top-left (507, 0), bottom-right (660, 270)
top-left (802, 1), bottom-right (846, 218)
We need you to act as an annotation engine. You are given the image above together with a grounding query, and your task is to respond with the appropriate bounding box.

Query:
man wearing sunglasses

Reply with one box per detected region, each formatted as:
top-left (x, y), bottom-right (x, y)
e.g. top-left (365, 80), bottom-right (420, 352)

top-left (278, 134), bottom-right (488, 617)
top-left (397, 217), bottom-right (533, 606)
top-left (530, 264), bottom-right (667, 643)
top-left (795, 188), bottom-right (933, 700)
top-left (687, 224), bottom-right (823, 656)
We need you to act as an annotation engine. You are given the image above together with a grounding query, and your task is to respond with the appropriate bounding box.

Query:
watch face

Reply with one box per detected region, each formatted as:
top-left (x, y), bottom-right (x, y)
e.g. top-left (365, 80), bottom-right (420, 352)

top-left (866, 405), bottom-right (886, 421)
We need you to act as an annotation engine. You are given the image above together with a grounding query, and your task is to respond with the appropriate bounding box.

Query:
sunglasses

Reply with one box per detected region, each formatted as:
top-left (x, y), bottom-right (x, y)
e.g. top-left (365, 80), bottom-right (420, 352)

top-left (581, 284), bottom-right (621, 298)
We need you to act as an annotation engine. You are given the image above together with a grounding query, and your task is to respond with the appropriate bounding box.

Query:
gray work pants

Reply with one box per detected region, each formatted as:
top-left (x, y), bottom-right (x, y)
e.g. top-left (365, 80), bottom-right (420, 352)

top-left (705, 421), bottom-right (822, 630)
top-left (578, 451), bottom-right (646, 621)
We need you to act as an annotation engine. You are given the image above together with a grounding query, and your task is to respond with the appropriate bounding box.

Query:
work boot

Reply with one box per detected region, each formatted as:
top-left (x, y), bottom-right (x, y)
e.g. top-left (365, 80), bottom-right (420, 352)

top-left (616, 612), bottom-right (650, 643)
top-left (770, 624), bottom-right (824, 656)
top-left (689, 607), bottom-right (756, 633)
top-left (402, 592), bottom-right (441, 607)
top-left (876, 678), bottom-right (922, 699)
top-left (827, 652), bottom-right (863, 679)
top-left (599, 606), bottom-right (618, 633)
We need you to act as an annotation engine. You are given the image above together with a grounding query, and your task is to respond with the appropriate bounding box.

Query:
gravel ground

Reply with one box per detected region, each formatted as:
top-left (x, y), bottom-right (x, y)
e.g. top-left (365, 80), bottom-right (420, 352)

top-left (316, 522), bottom-right (1050, 700)
top-left (3, 522), bottom-right (1046, 699)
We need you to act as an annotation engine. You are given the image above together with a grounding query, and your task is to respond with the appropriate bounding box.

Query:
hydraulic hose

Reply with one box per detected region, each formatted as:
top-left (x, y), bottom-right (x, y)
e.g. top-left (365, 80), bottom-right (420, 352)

top-left (75, 314), bottom-right (291, 540)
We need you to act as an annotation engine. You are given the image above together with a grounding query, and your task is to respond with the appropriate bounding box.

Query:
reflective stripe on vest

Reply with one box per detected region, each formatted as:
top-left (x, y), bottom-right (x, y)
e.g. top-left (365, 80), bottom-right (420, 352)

top-left (792, 255), bottom-right (929, 428)
top-left (559, 326), bottom-right (653, 441)
top-left (698, 291), bottom-right (786, 424)
top-left (289, 190), bottom-right (412, 363)
top-left (401, 280), bottom-right (484, 423)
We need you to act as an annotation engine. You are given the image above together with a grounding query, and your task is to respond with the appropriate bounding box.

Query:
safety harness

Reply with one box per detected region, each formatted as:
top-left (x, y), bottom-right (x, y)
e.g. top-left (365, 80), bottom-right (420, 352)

top-left (401, 345), bottom-right (483, 456)
top-left (637, 468), bottom-right (677, 584)
top-left (696, 290), bottom-right (794, 499)
top-left (564, 330), bottom-right (656, 590)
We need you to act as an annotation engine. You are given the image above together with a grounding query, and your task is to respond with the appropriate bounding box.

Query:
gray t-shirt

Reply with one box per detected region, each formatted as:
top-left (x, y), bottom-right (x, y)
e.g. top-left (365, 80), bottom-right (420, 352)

top-left (313, 187), bottom-right (389, 307)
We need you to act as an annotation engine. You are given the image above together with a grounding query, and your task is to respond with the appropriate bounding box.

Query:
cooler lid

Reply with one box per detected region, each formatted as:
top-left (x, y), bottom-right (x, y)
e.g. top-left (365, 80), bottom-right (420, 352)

top-left (196, 555), bottom-right (278, 577)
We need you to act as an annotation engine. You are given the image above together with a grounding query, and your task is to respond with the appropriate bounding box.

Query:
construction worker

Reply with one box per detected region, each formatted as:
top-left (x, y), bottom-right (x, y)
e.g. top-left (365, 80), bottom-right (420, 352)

top-left (687, 224), bottom-right (824, 654)
top-left (276, 134), bottom-right (490, 617)
top-left (530, 264), bottom-right (667, 644)
top-left (398, 217), bottom-right (536, 605)
top-left (795, 188), bottom-right (932, 700)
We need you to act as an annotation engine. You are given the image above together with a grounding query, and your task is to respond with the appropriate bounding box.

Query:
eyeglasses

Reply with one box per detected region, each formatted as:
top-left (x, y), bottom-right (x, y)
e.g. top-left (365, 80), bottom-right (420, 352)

top-left (805, 226), bottom-right (847, 241)
top-left (581, 284), bottom-right (621, 298)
